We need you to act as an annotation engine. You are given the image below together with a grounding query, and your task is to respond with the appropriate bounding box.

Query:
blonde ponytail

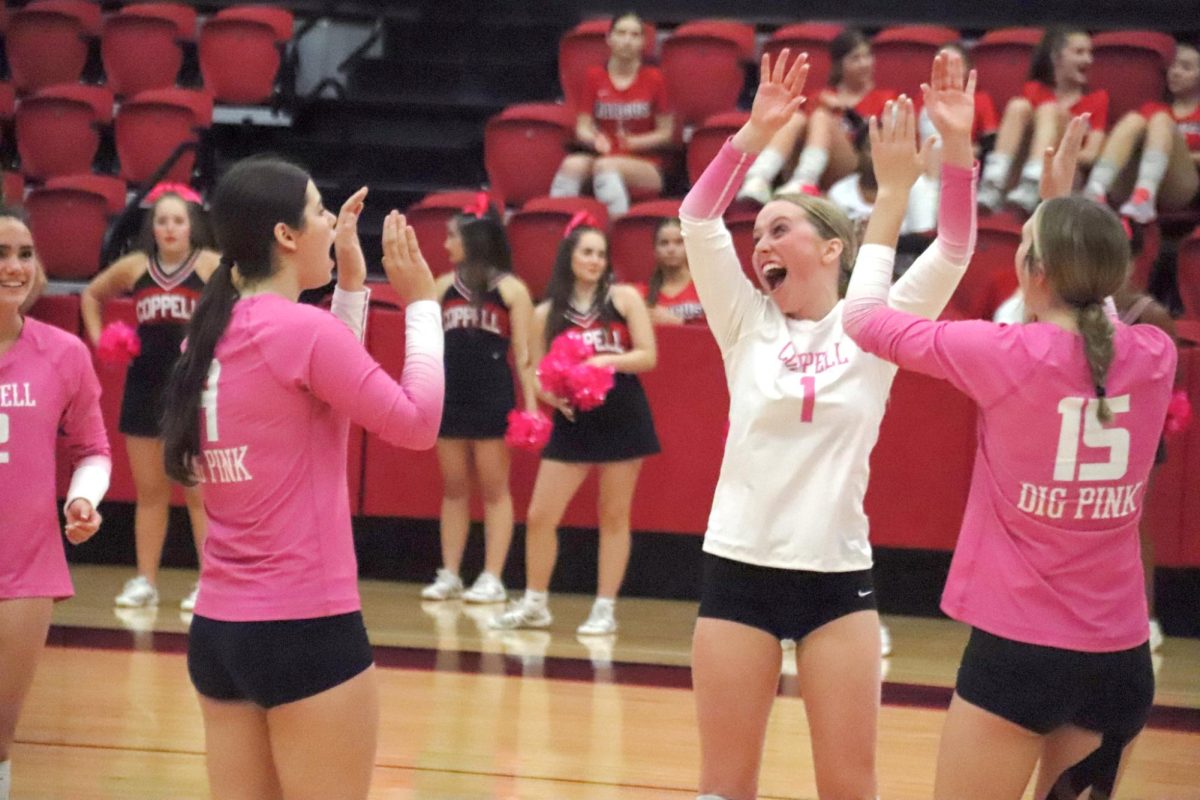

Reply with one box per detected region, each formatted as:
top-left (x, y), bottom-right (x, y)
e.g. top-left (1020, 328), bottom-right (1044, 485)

top-left (1076, 301), bottom-right (1115, 423)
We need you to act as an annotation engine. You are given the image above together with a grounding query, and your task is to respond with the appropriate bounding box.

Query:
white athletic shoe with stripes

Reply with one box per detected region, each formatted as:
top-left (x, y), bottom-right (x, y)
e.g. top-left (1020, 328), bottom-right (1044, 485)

top-left (421, 569), bottom-right (464, 601)
top-left (489, 595), bottom-right (552, 630)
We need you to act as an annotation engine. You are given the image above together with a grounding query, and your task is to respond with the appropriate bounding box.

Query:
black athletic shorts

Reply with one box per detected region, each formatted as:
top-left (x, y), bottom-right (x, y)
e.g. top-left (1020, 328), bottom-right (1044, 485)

top-left (955, 627), bottom-right (1154, 739)
top-left (698, 552), bottom-right (878, 641)
top-left (188, 611), bottom-right (374, 709)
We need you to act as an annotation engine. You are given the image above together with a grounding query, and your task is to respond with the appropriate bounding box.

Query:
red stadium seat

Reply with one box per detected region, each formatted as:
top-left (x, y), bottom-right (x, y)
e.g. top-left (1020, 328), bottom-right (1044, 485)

top-left (102, 4), bottom-right (196, 97)
top-left (199, 7), bottom-right (292, 105)
top-left (521, 195), bottom-right (609, 231)
top-left (27, 178), bottom-right (121, 279)
top-left (404, 190), bottom-right (506, 278)
top-left (26, 293), bottom-right (81, 335)
top-left (1091, 31), bottom-right (1176, 123)
top-left (763, 22), bottom-right (843, 94)
top-left (115, 87), bottom-right (211, 186)
top-left (673, 19), bottom-right (757, 62)
top-left (483, 103), bottom-right (575, 207)
top-left (723, 214), bottom-right (761, 286)
top-left (28, 0), bottom-right (100, 36)
top-left (687, 110), bottom-right (750, 185)
top-left (609, 198), bottom-right (683, 285)
top-left (558, 18), bottom-right (658, 112)
top-left (660, 33), bottom-right (744, 132)
top-left (46, 173), bottom-right (127, 214)
top-left (871, 26), bottom-right (960, 96)
top-left (6, 7), bottom-right (91, 93)
top-left (1178, 227), bottom-right (1200, 320)
top-left (1127, 221), bottom-right (1161, 293)
top-left (970, 28), bottom-right (1042, 110)
top-left (952, 212), bottom-right (1021, 319)
top-left (506, 205), bottom-right (596, 300)
top-left (0, 81), bottom-right (15, 122)
top-left (15, 84), bottom-right (113, 180)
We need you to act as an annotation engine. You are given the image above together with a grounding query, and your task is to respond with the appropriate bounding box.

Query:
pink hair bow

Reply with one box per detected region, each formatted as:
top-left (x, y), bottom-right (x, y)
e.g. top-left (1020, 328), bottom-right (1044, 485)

top-left (461, 191), bottom-right (491, 218)
top-left (563, 209), bottom-right (599, 237)
top-left (143, 181), bottom-right (203, 207)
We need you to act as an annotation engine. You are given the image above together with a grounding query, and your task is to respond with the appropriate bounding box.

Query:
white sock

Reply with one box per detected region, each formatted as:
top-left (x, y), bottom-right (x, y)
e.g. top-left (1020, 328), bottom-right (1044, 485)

top-left (1019, 158), bottom-right (1043, 184)
top-left (697, 795), bottom-right (731, 800)
top-left (0, 759), bottom-right (10, 800)
top-left (1133, 149), bottom-right (1170, 200)
top-left (524, 589), bottom-right (548, 609)
top-left (1085, 158), bottom-right (1119, 200)
top-left (982, 151), bottom-right (1012, 187)
top-left (549, 170), bottom-right (583, 197)
top-left (792, 146), bottom-right (829, 187)
top-left (593, 170), bottom-right (630, 216)
top-left (593, 596), bottom-right (615, 612)
top-left (745, 147), bottom-right (785, 183)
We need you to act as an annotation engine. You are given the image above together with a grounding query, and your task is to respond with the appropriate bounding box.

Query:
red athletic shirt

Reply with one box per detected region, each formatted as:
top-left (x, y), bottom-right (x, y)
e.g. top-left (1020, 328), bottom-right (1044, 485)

top-left (580, 65), bottom-right (670, 157)
top-left (1022, 82), bottom-right (1109, 130)
top-left (1139, 101), bottom-right (1200, 152)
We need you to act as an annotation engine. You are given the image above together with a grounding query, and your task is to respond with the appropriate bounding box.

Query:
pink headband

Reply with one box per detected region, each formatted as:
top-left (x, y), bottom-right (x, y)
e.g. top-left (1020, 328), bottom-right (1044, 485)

top-left (142, 182), bottom-right (203, 207)
top-left (563, 209), bottom-right (599, 237)
top-left (461, 191), bottom-right (491, 218)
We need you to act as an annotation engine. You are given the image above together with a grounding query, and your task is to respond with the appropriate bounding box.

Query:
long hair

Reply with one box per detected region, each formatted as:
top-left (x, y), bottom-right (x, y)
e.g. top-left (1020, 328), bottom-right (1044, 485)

top-left (828, 28), bottom-right (870, 87)
top-left (1030, 196), bottom-right (1129, 423)
top-left (161, 157), bottom-right (310, 485)
top-left (543, 225), bottom-right (616, 346)
top-left (646, 217), bottom-right (682, 306)
top-left (1029, 27), bottom-right (1086, 86)
top-left (136, 192), bottom-right (214, 258)
top-left (771, 193), bottom-right (860, 297)
top-left (456, 211), bottom-right (511, 309)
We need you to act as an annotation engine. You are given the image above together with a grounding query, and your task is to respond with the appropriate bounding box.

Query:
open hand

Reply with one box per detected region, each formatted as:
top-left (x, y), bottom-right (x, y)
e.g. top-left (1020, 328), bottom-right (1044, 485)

top-left (381, 211), bottom-right (436, 304)
top-left (920, 50), bottom-right (976, 142)
top-left (869, 97), bottom-right (931, 195)
top-left (64, 499), bottom-right (101, 545)
top-left (334, 186), bottom-right (368, 290)
top-left (1040, 114), bottom-right (1089, 200)
top-left (744, 49), bottom-right (809, 144)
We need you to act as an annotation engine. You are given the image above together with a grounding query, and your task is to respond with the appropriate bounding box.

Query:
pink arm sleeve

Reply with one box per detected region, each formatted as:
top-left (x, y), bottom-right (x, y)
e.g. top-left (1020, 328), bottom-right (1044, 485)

top-left (61, 343), bottom-right (111, 466)
top-left (306, 301), bottom-right (444, 450)
top-left (679, 138), bottom-right (755, 222)
top-left (936, 163), bottom-right (978, 264)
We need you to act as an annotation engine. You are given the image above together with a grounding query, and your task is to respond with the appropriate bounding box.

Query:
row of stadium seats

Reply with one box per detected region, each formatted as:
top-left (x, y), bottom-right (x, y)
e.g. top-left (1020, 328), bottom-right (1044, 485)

top-left (27, 294), bottom-right (1200, 567)
top-left (1, 0), bottom-right (292, 104)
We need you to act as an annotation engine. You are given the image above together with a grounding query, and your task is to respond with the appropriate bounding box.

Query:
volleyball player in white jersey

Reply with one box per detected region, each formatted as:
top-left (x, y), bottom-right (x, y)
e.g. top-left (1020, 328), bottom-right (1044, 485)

top-left (681, 51), bottom-right (978, 799)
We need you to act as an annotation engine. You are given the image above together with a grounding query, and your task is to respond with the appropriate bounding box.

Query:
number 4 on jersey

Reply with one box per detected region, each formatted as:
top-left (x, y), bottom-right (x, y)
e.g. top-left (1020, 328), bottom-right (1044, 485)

top-left (200, 360), bottom-right (221, 442)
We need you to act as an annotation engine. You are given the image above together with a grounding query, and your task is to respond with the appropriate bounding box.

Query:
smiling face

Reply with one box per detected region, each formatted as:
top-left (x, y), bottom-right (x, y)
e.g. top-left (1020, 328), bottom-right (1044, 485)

top-left (0, 218), bottom-right (37, 312)
top-left (840, 42), bottom-right (874, 88)
top-left (1168, 44), bottom-right (1200, 99)
top-left (752, 200), bottom-right (844, 314)
top-left (570, 230), bottom-right (609, 287)
top-left (152, 196), bottom-right (192, 259)
top-left (1053, 33), bottom-right (1093, 87)
top-left (654, 222), bottom-right (686, 271)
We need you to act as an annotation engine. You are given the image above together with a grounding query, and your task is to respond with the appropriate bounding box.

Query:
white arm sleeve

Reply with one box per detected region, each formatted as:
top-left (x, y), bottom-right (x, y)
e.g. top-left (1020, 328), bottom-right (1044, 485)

top-left (64, 455), bottom-right (112, 513)
top-left (331, 286), bottom-right (371, 343)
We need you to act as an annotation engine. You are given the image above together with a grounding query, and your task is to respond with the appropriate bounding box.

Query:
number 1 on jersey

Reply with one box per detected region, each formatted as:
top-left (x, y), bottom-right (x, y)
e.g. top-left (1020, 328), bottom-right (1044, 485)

top-left (800, 375), bottom-right (815, 423)
top-left (200, 359), bottom-right (221, 442)
top-left (0, 412), bottom-right (9, 464)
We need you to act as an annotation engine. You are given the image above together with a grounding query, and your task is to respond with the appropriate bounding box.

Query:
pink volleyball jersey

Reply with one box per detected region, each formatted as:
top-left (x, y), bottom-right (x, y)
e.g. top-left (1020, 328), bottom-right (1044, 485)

top-left (0, 318), bottom-right (110, 600)
top-left (845, 244), bottom-right (1176, 651)
top-left (193, 295), bottom-right (443, 621)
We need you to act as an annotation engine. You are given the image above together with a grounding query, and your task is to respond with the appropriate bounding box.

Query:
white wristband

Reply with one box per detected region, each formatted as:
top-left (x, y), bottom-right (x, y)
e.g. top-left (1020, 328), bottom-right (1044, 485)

top-left (405, 299), bottom-right (444, 361)
top-left (64, 455), bottom-right (112, 514)
top-left (331, 286), bottom-right (371, 343)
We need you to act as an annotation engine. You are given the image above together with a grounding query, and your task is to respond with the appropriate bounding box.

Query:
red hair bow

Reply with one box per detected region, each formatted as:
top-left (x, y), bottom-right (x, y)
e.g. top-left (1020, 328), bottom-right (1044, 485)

top-left (461, 192), bottom-right (491, 218)
top-left (143, 181), bottom-right (202, 207)
top-left (563, 209), bottom-right (599, 237)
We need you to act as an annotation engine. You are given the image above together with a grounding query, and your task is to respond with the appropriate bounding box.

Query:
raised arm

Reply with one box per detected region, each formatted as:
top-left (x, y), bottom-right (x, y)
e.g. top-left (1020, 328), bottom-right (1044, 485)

top-left (329, 186), bottom-right (371, 341)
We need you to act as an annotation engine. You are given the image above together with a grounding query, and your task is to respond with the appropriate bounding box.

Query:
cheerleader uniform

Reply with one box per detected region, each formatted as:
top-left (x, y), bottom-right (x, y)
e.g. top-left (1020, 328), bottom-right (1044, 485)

top-left (542, 296), bottom-right (660, 463)
top-left (440, 274), bottom-right (515, 439)
top-left (119, 251), bottom-right (204, 437)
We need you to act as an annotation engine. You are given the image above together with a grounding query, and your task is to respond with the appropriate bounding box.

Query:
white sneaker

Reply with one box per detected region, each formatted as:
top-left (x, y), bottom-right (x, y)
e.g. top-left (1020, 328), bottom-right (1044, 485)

top-left (1148, 618), bottom-right (1164, 652)
top-left (180, 584), bottom-right (199, 611)
top-left (1119, 189), bottom-right (1157, 225)
top-left (1005, 179), bottom-right (1040, 214)
top-left (977, 182), bottom-right (1004, 213)
top-left (880, 623), bottom-right (893, 657)
top-left (737, 175), bottom-right (772, 205)
top-left (576, 601), bottom-right (617, 636)
top-left (420, 568), bottom-right (463, 601)
top-left (115, 576), bottom-right (159, 608)
top-left (489, 596), bottom-right (552, 630)
top-left (463, 572), bottom-right (507, 604)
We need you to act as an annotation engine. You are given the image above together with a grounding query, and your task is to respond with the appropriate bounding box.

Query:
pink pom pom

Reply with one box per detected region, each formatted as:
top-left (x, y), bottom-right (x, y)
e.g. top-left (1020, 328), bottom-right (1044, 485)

top-left (96, 321), bottom-right (141, 366)
top-left (505, 409), bottom-right (553, 451)
top-left (565, 362), bottom-right (614, 411)
top-left (549, 330), bottom-right (593, 363)
top-left (1165, 389), bottom-right (1192, 435)
top-left (537, 351), bottom-right (572, 397)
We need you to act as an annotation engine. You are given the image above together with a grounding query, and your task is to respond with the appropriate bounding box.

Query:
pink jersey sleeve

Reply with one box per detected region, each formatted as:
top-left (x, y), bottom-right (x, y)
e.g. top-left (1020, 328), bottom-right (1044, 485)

top-left (680, 138), bottom-right (755, 221)
top-left (58, 336), bottom-right (111, 468)
top-left (264, 301), bottom-right (443, 450)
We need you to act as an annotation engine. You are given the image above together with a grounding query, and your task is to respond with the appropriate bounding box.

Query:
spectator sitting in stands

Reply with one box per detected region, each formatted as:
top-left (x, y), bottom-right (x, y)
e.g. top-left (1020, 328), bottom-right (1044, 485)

top-left (643, 217), bottom-right (705, 325)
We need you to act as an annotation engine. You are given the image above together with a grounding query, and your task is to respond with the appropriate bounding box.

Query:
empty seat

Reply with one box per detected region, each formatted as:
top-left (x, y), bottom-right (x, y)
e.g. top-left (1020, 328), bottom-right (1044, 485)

top-left (953, 213), bottom-right (1021, 319)
top-left (871, 26), bottom-right (960, 96)
top-left (763, 22), bottom-right (843, 96)
top-left (673, 19), bottom-right (756, 61)
top-left (558, 17), bottom-right (658, 112)
top-left (199, 6), bottom-right (293, 104)
top-left (115, 87), bottom-right (212, 186)
top-left (660, 33), bottom-right (744, 132)
top-left (687, 110), bottom-right (750, 185)
top-left (102, 4), bottom-right (197, 97)
top-left (970, 28), bottom-right (1042, 110)
top-left (484, 102), bottom-right (575, 207)
top-left (1091, 31), bottom-right (1176, 122)
top-left (27, 174), bottom-right (127, 279)
top-left (6, 6), bottom-right (91, 92)
top-left (15, 84), bottom-right (113, 180)
top-left (608, 198), bottom-right (683, 285)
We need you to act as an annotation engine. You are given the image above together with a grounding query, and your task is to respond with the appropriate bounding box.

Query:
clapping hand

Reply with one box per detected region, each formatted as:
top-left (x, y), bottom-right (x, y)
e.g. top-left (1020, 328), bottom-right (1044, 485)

top-left (1040, 114), bottom-right (1089, 200)
top-left (869, 97), bottom-right (932, 197)
top-left (381, 211), bottom-right (436, 304)
top-left (920, 50), bottom-right (976, 169)
top-left (334, 186), bottom-right (368, 291)
top-left (734, 49), bottom-right (809, 153)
